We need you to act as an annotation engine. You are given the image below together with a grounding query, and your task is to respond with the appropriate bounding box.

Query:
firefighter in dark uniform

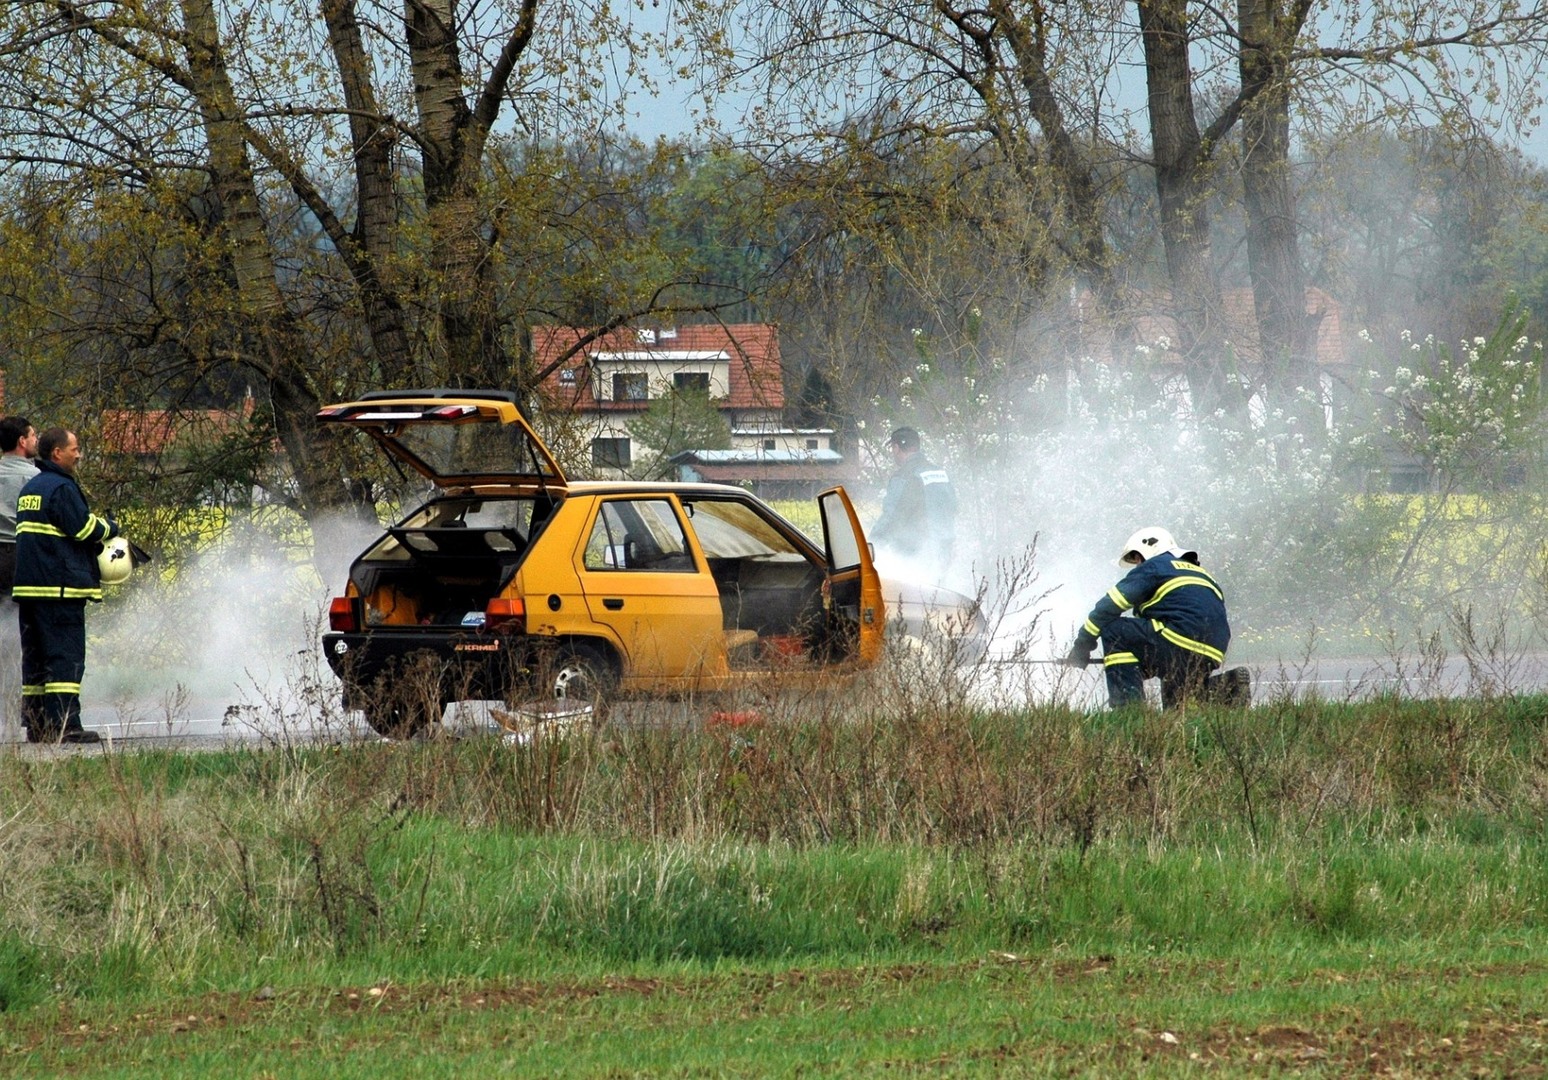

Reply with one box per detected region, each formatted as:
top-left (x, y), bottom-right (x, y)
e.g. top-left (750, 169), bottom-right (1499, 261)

top-left (1066, 526), bottom-right (1231, 708)
top-left (11, 428), bottom-right (118, 744)
top-left (870, 426), bottom-right (957, 576)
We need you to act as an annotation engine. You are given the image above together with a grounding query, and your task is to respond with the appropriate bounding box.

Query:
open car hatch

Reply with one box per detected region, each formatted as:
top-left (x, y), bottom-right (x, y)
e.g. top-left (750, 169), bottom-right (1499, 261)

top-left (317, 389), bottom-right (567, 491)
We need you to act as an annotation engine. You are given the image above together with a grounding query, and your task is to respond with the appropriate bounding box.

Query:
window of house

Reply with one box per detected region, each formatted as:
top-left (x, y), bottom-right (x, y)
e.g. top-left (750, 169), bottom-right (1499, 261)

top-left (613, 372), bottom-right (648, 401)
top-left (591, 437), bottom-right (631, 470)
top-left (762, 439), bottom-right (776, 451)
top-left (806, 438), bottom-right (819, 450)
top-left (673, 371), bottom-right (710, 394)
top-left (559, 368), bottom-right (577, 385)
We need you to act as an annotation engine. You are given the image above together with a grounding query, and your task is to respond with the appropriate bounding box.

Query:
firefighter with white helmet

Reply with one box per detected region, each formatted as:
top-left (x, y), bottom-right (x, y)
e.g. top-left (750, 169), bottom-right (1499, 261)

top-left (1065, 526), bottom-right (1232, 708)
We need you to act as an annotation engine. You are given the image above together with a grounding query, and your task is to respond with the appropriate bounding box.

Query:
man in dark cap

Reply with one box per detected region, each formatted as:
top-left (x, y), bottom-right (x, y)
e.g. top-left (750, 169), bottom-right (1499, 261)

top-left (870, 426), bottom-right (956, 577)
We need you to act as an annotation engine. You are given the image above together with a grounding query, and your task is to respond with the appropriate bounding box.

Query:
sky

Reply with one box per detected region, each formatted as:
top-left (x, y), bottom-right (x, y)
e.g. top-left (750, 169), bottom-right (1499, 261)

top-left (617, 5), bottom-right (1548, 166)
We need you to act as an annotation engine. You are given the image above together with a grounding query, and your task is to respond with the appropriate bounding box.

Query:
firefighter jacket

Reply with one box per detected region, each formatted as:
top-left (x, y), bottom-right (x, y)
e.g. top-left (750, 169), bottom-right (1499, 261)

top-left (11, 459), bottom-right (118, 602)
top-left (1074, 552), bottom-right (1231, 665)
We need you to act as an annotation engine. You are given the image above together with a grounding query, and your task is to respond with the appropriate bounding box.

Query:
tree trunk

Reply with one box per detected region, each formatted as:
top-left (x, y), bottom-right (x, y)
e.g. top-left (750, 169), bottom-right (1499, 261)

top-left (321, 0), bottom-right (419, 385)
top-left (181, 0), bottom-right (367, 539)
top-left (404, 0), bottom-right (507, 386)
top-left (988, 0), bottom-right (1132, 355)
top-left (1239, 0), bottom-right (1320, 443)
top-left (1137, 0), bottom-right (1237, 421)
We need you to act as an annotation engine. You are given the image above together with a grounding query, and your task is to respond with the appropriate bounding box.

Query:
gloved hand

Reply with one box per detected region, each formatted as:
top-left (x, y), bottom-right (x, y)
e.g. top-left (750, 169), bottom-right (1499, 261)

top-left (1063, 642), bottom-right (1094, 668)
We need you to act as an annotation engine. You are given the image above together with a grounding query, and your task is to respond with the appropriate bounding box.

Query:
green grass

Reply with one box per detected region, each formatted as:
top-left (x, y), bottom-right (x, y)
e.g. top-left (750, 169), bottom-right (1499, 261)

top-left (6, 692), bottom-right (1548, 1073)
top-left (5, 920), bottom-right (1548, 1075)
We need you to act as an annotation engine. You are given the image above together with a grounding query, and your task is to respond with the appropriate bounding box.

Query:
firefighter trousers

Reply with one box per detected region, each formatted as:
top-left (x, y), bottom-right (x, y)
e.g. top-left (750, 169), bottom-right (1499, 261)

top-left (17, 599), bottom-right (88, 740)
top-left (1099, 617), bottom-right (1218, 709)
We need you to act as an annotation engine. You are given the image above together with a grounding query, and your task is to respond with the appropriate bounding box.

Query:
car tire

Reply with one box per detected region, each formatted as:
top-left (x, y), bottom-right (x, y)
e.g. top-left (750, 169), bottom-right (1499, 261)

top-left (358, 695), bottom-right (441, 739)
top-left (547, 644), bottom-right (615, 723)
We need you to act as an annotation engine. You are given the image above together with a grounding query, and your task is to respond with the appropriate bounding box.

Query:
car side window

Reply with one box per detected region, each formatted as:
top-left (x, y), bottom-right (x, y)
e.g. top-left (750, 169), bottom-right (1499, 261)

top-left (680, 498), bottom-right (805, 560)
top-left (583, 498), bottom-right (696, 572)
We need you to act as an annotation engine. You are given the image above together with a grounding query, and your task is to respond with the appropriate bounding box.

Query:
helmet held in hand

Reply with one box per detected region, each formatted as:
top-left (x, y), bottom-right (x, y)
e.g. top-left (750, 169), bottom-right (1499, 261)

top-left (97, 536), bottom-right (134, 585)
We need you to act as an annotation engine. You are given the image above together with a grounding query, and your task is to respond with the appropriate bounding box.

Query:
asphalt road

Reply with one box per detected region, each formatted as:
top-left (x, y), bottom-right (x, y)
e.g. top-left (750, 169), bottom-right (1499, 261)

top-left (3, 652), bottom-right (1545, 753)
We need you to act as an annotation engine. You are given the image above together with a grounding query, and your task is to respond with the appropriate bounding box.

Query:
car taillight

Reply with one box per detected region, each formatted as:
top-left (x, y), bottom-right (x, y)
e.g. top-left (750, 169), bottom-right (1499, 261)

top-left (485, 597), bottom-right (525, 631)
top-left (328, 597), bottom-right (358, 632)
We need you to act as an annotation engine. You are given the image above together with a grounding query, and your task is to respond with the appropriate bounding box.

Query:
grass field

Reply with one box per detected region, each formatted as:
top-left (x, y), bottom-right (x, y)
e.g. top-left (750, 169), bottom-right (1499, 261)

top-left (5, 684), bottom-right (1548, 1075)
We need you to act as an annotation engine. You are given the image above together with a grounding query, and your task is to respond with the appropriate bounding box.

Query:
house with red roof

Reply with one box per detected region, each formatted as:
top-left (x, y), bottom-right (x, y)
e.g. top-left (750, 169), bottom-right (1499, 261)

top-left (98, 394), bottom-right (257, 460)
top-left (533, 322), bottom-right (849, 491)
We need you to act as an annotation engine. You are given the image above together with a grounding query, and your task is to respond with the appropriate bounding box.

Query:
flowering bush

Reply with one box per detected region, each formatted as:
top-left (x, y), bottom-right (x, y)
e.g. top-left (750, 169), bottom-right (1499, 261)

top-left (1381, 301), bottom-right (1545, 487)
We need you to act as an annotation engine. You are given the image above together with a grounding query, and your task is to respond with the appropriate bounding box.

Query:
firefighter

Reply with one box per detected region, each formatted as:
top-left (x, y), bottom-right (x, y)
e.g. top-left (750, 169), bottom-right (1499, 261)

top-left (11, 428), bottom-right (118, 744)
top-left (870, 426), bottom-right (957, 578)
top-left (1065, 527), bottom-right (1231, 709)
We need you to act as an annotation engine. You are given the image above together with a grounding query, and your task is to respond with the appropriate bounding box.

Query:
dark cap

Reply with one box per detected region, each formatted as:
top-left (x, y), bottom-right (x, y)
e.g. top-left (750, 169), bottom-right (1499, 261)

top-left (888, 426), bottom-right (919, 451)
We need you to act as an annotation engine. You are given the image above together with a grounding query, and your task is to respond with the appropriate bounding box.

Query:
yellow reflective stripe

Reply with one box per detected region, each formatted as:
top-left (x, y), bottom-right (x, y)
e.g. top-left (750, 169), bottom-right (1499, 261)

top-left (15, 522), bottom-right (65, 537)
top-left (43, 683), bottom-right (81, 695)
top-left (1156, 623), bottom-right (1225, 664)
top-left (1139, 575), bottom-right (1222, 612)
top-left (1106, 586), bottom-right (1132, 611)
top-left (74, 515), bottom-right (104, 541)
top-left (1103, 651), bottom-right (1139, 666)
top-left (1082, 618), bottom-right (1101, 636)
top-left (21, 685), bottom-right (44, 696)
top-left (11, 586), bottom-right (102, 600)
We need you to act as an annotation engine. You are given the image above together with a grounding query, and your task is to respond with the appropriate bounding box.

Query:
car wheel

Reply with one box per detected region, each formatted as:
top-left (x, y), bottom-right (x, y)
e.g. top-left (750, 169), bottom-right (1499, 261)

top-left (357, 695), bottom-right (441, 739)
top-left (547, 644), bottom-right (615, 722)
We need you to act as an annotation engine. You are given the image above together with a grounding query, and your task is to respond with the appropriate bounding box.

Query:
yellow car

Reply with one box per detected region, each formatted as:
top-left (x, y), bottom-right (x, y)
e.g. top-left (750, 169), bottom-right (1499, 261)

top-left (319, 390), bottom-right (885, 736)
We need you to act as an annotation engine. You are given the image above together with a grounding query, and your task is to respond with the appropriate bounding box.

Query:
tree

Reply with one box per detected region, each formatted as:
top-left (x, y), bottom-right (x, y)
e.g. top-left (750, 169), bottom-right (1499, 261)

top-left (704, 0), bottom-right (1548, 433)
top-left (625, 387), bottom-right (733, 480)
top-left (0, 1), bottom-right (741, 551)
top-left (1299, 130), bottom-right (1548, 347)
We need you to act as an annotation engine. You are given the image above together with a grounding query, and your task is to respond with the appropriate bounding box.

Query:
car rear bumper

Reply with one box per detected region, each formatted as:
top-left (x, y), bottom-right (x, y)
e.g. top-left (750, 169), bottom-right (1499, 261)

top-left (322, 629), bottom-right (529, 703)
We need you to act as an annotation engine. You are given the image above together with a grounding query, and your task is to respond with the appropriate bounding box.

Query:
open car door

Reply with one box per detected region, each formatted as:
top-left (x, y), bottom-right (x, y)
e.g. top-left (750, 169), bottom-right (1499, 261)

top-left (818, 487), bottom-right (885, 664)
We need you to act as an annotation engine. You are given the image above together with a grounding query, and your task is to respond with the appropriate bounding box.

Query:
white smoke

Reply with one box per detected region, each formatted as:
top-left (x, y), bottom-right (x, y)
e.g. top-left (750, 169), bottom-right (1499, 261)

top-left (87, 511), bottom-right (384, 735)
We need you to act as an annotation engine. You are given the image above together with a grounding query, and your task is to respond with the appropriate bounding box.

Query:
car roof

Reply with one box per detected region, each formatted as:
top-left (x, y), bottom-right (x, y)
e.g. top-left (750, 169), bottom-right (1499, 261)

top-left (564, 480), bottom-right (777, 498)
top-left (433, 479), bottom-right (765, 498)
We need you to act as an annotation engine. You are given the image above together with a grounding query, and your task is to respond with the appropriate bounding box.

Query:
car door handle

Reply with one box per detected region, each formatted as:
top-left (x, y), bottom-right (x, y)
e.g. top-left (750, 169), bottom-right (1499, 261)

top-left (603, 598), bottom-right (624, 610)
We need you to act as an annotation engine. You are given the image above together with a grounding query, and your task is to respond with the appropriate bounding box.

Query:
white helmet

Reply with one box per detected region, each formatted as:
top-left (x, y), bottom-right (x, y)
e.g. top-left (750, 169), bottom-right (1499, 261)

top-left (97, 536), bottom-right (134, 585)
top-left (1118, 527), bottom-right (1184, 566)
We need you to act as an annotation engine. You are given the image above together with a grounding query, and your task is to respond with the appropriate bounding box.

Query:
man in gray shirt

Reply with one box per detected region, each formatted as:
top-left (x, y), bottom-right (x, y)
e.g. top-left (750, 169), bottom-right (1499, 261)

top-left (1, 415), bottom-right (40, 735)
